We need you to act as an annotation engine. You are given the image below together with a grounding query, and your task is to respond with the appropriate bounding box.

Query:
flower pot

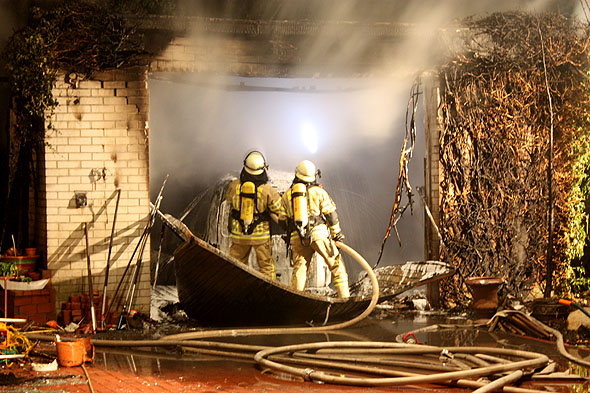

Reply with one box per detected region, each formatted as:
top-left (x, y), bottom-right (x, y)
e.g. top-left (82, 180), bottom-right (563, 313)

top-left (465, 276), bottom-right (504, 318)
top-left (55, 337), bottom-right (94, 367)
top-left (0, 255), bottom-right (37, 274)
top-left (25, 248), bottom-right (36, 257)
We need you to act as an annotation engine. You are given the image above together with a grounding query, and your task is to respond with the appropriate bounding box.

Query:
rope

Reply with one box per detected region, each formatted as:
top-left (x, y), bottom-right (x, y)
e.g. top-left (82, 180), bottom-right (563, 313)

top-left (81, 363), bottom-right (95, 393)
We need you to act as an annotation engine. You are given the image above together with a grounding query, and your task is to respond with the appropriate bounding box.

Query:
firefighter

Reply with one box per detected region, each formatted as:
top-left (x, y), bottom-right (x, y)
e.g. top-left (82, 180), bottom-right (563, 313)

top-left (225, 151), bottom-right (282, 279)
top-left (279, 160), bottom-right (350, 298)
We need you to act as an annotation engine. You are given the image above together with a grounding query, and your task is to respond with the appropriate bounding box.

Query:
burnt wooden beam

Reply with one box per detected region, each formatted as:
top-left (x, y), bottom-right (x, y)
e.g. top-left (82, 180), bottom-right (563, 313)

top-left (126, 15), bottom-right (414, 40)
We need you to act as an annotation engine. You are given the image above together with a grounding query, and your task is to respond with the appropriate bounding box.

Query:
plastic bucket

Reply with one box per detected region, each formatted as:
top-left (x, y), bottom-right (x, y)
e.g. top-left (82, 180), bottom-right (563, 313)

top-left (55, 338), bottom-right (94, 367)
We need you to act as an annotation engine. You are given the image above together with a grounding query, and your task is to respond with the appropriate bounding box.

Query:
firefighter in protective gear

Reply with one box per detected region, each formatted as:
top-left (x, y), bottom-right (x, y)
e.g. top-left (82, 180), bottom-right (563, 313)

top-left (225, 151), bottom-right (282, 279)
top-left (279, 160), bottom-right (349, 298)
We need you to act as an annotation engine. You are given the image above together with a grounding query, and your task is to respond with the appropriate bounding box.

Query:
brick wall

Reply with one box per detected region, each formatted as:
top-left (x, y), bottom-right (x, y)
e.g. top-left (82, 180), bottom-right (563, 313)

top-left (0, 279), bottom-right (56, 324)
top-left (150, 35), bottom-right (287, 75)
top-left (44, 66), bottom-right (151, 317)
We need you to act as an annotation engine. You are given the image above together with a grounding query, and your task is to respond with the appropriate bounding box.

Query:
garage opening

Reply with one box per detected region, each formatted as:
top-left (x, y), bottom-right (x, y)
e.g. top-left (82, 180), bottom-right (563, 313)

top-left (148, 73), bottom-right (425, 286)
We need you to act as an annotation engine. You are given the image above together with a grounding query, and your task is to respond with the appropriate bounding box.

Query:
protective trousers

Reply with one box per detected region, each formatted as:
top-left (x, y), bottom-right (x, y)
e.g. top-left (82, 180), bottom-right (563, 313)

top-left (229, 242), bottom-right (276, 279)
top-left (290, 237), bottom-right (350, 298)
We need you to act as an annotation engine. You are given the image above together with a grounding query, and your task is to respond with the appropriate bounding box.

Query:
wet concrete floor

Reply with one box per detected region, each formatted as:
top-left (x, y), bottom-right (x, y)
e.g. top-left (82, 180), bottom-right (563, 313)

top-left (1, 311), bottom-right (588, 393)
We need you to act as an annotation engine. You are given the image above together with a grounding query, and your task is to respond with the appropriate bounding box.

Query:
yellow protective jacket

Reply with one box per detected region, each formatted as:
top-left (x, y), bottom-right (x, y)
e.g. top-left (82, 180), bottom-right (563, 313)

top-left (279, 183), bottom-right (342, 243)
top-left (226, 179), bottom-right (282, 245)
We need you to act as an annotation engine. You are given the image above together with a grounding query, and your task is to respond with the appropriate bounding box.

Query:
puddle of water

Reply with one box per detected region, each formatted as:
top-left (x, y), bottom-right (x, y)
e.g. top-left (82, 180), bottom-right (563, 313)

top-left (144, 285), bottom-right (590, 391)
top-left (92, 310), bottom-right (590, 392)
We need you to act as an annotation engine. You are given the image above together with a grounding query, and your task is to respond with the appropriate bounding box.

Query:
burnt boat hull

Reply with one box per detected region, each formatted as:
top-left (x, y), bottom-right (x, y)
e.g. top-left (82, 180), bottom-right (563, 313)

top-left (174, 237), bottom-right (370, 326)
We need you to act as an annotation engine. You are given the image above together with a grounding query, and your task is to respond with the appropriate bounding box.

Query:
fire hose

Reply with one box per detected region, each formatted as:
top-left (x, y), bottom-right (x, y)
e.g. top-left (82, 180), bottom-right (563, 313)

top-left (254, 343), bottom-right (549, 391)
top-left (26, 241), bottom-right (378, 343)
top-left (25, 242), bottom-right (556, 392)
top-left (159, 241), bottom-right (381, 338)
top-left (559, 298), bottom-right (590, 320)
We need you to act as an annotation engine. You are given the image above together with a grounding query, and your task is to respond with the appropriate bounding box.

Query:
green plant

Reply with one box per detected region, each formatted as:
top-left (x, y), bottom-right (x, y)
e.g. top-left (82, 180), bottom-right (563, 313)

top-left (1, 2), bottom-right (147, 250)
top-left (4, 2), bottom-right (146, 150)
top-left (0, 262), bottom-right (18, 278)
top-left (561, 88), bottom-right (590, 295)
top-left (4, 7), bottom-right (58, 151)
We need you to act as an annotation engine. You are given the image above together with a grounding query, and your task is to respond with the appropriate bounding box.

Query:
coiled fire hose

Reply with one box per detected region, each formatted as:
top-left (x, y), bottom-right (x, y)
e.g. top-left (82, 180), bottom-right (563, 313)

top-left (254, 342), bottom-right (549, 392)
top-left (24, 242), bottom-right (557, 391)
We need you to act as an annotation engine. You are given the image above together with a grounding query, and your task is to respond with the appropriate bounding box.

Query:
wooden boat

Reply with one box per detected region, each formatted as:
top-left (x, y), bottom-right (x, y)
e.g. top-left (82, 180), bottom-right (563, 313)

top-left (172, 227), bottom-right (455, 327)
top-left (155, 207), bottom-right (454, 326)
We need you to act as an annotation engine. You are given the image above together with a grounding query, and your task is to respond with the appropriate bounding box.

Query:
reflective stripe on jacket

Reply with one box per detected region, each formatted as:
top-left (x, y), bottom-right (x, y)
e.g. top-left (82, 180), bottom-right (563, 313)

top-left (226, 179), bottom-right (281, 244)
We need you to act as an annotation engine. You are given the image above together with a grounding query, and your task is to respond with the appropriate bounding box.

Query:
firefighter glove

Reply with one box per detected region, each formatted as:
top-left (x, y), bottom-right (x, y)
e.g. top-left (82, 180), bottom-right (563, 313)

top-left (332, 232), bottom-right (345, 242)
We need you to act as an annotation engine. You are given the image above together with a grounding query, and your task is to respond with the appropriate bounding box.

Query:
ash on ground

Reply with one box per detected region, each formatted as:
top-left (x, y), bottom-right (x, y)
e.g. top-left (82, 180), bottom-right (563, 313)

top-left (351, 261), bottom-right (454, 298)
top-left (150, 285), bottom-right (185, 323)
top-left (371, 289), bottom-right (432, 319)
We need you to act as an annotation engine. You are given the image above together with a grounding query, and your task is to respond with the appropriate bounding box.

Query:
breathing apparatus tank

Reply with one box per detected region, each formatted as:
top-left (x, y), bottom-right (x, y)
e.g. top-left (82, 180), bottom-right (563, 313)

top-left (240, 181), bottom-right (256, 232)
top-left (292, 182), bottom-right (309, 237)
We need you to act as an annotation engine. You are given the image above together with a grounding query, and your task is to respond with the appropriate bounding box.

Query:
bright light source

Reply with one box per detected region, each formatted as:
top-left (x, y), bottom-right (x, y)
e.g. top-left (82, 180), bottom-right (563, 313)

top-left (301, 122), bottom-right (318, 154)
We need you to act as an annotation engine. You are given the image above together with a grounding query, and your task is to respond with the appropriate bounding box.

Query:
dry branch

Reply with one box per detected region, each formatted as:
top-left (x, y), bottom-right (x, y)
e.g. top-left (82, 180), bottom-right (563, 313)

top-left (437, 12), bottom-right (590, 306)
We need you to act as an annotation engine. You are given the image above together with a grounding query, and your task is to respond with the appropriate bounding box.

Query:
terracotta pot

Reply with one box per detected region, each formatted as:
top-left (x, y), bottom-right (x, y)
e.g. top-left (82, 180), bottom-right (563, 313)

top-left (55, 338), bottom-right (94, 367)
top-left (25, 248), bottom-right (36, 257)
top-left (465, 276), bottom-right (504, 318)
top-left (0, 255), bottom-right (37, 274)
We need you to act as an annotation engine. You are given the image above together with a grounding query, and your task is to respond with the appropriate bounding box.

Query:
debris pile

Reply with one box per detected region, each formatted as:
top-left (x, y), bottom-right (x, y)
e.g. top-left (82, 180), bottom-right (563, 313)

top-left (0, 321), bottom-right (35, 363)
top-left (489, 310), bottom-right (553, 340)
top-left (352, 260), bottom-right (454, 298)
top-left (57, 290), bottom-right (118, 330)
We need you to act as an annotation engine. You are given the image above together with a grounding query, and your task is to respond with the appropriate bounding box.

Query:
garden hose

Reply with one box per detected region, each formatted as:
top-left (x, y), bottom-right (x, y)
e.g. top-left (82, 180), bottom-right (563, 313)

top-left (559, 298), bottom-right (590, 320)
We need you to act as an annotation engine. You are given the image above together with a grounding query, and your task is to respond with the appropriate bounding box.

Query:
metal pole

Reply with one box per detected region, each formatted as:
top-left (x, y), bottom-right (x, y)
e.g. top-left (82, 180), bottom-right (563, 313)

top-left (123, 231), bottom-right (148, 314)
top-left (109, 175), bottom-right (168, 327)
top-left (104, 222), bottom-right (148, 318)
top-left (84, 223), bottom-right (96, 333)
top-left (152, 225), bottom-right (166, 290)
top-left (101, 189), bottom-right (121, 327)
top-left (105, 175), bottom-right (168, 318)
top-left (125, 176), bottom-right (168, 316)
top-left (127, 236), bottom-right (148, 312)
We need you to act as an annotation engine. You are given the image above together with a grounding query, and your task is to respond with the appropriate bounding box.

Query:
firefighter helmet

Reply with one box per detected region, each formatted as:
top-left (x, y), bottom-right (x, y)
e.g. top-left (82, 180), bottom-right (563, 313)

top-left (243, 151), bottom-right (267, 175)
top-left (295, 160), bottom-right (317, 183)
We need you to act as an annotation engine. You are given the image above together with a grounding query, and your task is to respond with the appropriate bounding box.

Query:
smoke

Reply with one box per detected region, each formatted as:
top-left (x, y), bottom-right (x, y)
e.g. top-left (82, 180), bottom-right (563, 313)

top-left (150, 73), bottom-right (423, 275)
top-left (176, 0), bottom-right (582, 21)
top-left (150, 0), bottom-right (585, 277)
